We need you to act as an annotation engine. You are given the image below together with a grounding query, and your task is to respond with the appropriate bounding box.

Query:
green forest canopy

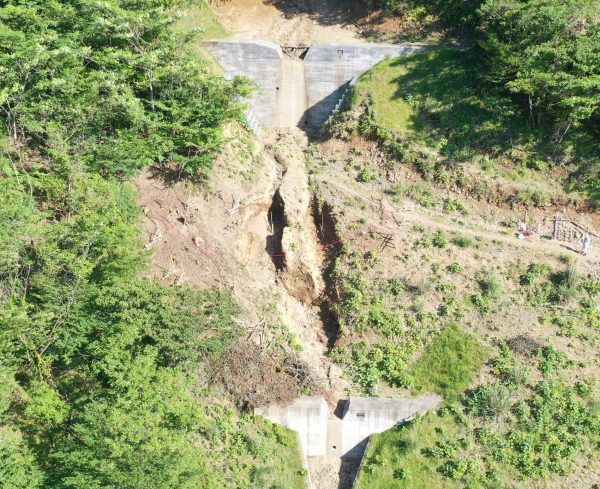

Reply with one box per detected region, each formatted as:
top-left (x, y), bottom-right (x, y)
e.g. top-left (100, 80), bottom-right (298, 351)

top-left (0, 1), bottom-right (297, 488)
top-left (363, 0), bottom-right (600, 202)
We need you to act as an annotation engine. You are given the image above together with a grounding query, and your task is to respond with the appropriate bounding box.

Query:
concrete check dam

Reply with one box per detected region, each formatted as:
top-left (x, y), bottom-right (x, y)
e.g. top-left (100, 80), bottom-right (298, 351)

top-left (204, 39), bottom-right (424, 130)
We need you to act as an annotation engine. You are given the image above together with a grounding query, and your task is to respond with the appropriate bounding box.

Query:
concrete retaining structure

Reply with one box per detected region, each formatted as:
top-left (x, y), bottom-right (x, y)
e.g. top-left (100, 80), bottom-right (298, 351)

top-left (204, 39), bottom-right (283, 127)
top-left (205, 39), bottom-right (424, 129)
top-left (255, 396), bottom-right (328, 456)
top-left (341, 395), bottom-right (441, 459)
top-left (255, 394), bottom-right (442, 461)
top-left (303, 43), bottom-right (423, 127)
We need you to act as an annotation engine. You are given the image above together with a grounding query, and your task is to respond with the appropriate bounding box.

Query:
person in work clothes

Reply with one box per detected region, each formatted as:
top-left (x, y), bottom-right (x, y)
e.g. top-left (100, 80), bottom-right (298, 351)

top-left (580, 234), bottom-right (591, 256)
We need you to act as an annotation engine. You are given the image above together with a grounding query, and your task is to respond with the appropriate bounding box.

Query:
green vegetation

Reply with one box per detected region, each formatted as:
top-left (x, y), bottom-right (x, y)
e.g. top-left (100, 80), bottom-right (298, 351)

top-left (196, 406), bottom-right (307, 489)
top-left (327, 222), bottom-right (600, 486)
top-left (452, 236), bottom-right (479, 249)
top-left (407, 324), bottom-right (488, 399)
top-left (1, 0), bottom-right (251, 182)
top-left (175, 0), bottom-right (229, 73)
top-left (364, 0), bottom-right (482, 34)
top-left (329, 245), bottom-right (487, 397)
top-left (0, 1), bottom-right (306, 488)
top-left (330, 250), bottom-right (439, 395)
top-left (355, 344), bottom-right (600, 489)
top-left (354, 413), bottom-right (462, 489)
top-left (391, 182), bottom-right (441, 208)
top-left (301, 1), bottom-right (599, 486)
top-left (351, 49), bottom-right (530, 160)
top-left (176, 0), bottom-right (228, 40)
top-left (346, 0), bottom-right (600, 204)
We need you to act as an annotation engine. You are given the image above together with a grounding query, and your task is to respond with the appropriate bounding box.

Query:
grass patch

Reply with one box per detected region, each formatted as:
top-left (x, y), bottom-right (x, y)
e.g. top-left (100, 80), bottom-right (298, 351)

top-left (353, 61), bottom-right (415, 137)
top-left (176, 1), bottom-right (227, 39)
top-left (174, 1), bottom-right (228, 73)
top-left (351, 48), bottom-right (534, 161)
top-left (201, 405), bottom-right (308, 488)
top-left (353, 413), bottom-right (463, 489)
top-left (451, 235), bottom-right (479, 249)
top-left (407, 324), bottom-right (488, 399)
top-left (392, 182), bottom-right (441, 207)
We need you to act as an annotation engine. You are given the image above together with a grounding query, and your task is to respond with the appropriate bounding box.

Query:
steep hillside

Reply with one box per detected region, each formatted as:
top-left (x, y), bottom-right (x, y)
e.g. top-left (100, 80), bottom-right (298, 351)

top-left (2, 1), bottom-right (597, 489)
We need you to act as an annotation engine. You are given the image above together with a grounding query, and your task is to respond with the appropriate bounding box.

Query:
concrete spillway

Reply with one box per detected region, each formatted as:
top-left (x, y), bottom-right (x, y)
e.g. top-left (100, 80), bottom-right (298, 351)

top-left (255, 394), bottom-right (442, 459)
top-left (204, 39), bottom-right (424, 129)
top-left (278, 57), bottom-right (308, 127)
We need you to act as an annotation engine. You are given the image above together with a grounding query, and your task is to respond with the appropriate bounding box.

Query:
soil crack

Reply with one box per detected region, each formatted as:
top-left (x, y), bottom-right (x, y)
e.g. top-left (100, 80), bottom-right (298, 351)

top-left (267, 189), bottom-right (287, 270)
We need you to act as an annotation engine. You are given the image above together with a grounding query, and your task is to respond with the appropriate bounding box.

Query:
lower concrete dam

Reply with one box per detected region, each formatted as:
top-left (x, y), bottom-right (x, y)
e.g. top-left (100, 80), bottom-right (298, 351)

top-left (204, 39), bottom-right (424, 129)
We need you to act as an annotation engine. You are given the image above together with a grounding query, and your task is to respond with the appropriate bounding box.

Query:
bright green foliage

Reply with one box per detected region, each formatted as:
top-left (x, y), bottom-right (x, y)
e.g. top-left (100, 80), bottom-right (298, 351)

top-left (0, 425), bottom-right (44, 489)
top-left (348, 0), bottom-right (600, 202)
top-left (197, 406), bottom-right (308, 489)
top-left (49, 358), bottom-right (204, 489)
top-left (0, 2), bottom-right (307, 487)
top-left (356, 342), bottom-right (599, 488)
top-left (0, 0), bottom-right (251, 180)
top-left (351, 49), bottom-right (531, 162)
top-left (479, 0), bottom-right (600, 139)
top-left (87, 280), bottom-right (241, 370)
top-left (473, 380), bottom-right (599, 478)
top-left (432, 230), bottom-right (448, 248)
top-left (330, 247), bottom-right (489, 396)
top-left (354, 413), bottom-right (463, 489)
top-left (0, 368), bottom-right (44, 489)
top-left (406, 324), bottom-right (488, 400)
top-left (451, 236), bottom-right (479, 249)
top-left (0, 161), bottom-right (243, 485)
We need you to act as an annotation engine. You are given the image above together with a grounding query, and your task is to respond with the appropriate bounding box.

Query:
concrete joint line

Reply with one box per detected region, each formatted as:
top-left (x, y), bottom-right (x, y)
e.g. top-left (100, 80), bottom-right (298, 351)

top-left (205, 39), bottom-right (425, 130)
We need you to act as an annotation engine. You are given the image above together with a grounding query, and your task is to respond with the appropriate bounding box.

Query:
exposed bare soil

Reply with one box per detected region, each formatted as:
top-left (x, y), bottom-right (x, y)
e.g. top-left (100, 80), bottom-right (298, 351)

top-left (211, 0), bottom-right (367, 45)
top-left (136, 2), bottom-right (600, 488)
top-left (136, 127), bottom-right (350, 406)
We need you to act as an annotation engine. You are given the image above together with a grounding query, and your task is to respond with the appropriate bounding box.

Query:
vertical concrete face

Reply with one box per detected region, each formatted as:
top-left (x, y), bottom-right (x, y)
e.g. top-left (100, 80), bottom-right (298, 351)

top-left (204, 39), bottom-right (283, 127)
top-left (205, 39), bottom-right (424, 128)
top-left (256, 394), bottom-right (442, 461)
top-left (278, 57), bottom-right (308, 127)
top-left (303, 44), bottom-right (423, 128)
top-left (255, 396), bottom-right (328, 456)
top-left (341, 395), bottom-right (442, 459)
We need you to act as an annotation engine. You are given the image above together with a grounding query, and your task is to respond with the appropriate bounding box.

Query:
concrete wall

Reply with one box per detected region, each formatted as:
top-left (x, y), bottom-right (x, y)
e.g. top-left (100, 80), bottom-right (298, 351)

top-left (255, 396), bottom-right (328, 456)
top-left (341, 395), bottom-right (442, 459)
top-left (204, 39), bottom-right (283, 127)
top-left (205, 40), bottom-right (424, 128)
top-left (256, 394), bottom-right (442, 461)
top-left (304, 44), bottom-right (423, 128)
top-left (278, 58), bottom-right (308, 127)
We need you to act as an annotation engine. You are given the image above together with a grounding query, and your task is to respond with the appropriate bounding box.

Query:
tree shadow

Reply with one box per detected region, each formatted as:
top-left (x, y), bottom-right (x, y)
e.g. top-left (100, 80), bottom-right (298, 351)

top-left (300, 80), bottom-right (353, 131)
top-left (146, 161), bottom-right (211, 187)
top-left (265, 0), bottom-right (366, 29)
top-left (265, 190), bottom-right (286, 270)
top-left (387, 48), bottom-right (538, 161)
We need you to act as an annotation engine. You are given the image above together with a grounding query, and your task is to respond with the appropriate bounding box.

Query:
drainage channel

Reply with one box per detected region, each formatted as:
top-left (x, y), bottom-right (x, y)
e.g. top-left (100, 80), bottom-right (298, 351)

top-left (267, 189), bottom-right (286, 270)
top-left (313, 198), bottom-right (343, 350)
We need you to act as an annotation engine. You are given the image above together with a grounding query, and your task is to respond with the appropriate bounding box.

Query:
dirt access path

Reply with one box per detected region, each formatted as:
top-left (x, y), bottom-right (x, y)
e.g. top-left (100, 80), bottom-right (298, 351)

top-left (211, 0), bottom-right (367, 45)
top-left (319, 176), bottom-right (600, 264)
